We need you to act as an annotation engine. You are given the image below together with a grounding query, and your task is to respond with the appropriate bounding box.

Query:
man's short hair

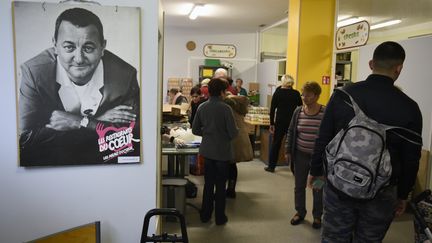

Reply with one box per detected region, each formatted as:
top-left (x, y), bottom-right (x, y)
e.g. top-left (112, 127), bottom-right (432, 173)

top-left (373, 41), bottom-right (405, 70)
top-left (208, 78), bottom-right (228, 97)
top-left (54, 8), bottom-right (104, 44)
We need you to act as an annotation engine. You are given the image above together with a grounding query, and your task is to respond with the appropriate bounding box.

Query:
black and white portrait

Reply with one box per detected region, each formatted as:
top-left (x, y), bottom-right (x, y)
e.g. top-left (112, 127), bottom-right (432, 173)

top-left (13, 1), bottom-right (141, 166)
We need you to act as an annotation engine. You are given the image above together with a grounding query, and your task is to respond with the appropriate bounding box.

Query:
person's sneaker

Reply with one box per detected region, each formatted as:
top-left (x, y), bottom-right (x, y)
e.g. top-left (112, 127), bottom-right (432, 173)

top-left (312, 218), bottom-right (322, 229)
top-left (264, 167), bottom-right (275, 173)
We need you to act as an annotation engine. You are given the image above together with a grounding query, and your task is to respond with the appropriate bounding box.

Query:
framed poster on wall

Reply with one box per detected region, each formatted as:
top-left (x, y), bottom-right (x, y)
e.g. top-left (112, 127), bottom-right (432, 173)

top-left (12, 1), bottom-right (142, 166)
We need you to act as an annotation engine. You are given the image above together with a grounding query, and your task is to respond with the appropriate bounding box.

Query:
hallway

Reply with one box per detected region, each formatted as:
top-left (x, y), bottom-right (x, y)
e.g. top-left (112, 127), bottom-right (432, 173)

top-left (164, 160), bottom-right (415, 243)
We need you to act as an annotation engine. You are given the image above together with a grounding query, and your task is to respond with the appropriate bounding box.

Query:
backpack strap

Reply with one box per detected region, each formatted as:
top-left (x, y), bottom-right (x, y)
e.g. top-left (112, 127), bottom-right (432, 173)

top-left (335, 88), bottom-right (362, 116)
top-left (385, 126), bottom-right (423, 146)
top-left (335, 88), bottom-right (422, 146)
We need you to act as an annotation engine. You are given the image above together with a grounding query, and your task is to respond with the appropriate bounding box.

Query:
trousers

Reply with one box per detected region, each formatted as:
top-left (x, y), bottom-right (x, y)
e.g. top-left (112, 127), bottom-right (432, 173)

top-left (268, 125), bottom-right (287, 169)
top-left (322, 185), bottom-right (398, 243)
top-left (293, 150), bottom-right (323, 219)
top-left (201, 158), bottom-right (229, 223)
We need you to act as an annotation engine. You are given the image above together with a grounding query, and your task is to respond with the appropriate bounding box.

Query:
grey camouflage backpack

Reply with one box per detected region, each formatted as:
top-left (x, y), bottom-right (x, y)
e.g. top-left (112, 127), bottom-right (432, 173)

top-left (325, 89), bottom-right (422, 200)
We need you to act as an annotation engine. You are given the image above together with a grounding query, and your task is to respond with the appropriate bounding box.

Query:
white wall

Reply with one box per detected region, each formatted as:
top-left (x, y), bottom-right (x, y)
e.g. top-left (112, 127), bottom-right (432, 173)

top-left (357, 36), bottom-right (432, 151)
top-left (261, 26), bottom-right (287, 54)
top-left (0, 0), bottom-right (160, 242)
top-left (163, 26), bottom-right (258, 95)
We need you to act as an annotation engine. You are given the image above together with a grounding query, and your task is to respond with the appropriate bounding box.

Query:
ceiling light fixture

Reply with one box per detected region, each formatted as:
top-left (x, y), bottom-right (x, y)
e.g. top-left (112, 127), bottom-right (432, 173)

top-left (337, 15), bottom-right (352, 21)
top-left (370, 19), bottom-right (402, 30)
top-left (189, 4), bottom-right (204, 20)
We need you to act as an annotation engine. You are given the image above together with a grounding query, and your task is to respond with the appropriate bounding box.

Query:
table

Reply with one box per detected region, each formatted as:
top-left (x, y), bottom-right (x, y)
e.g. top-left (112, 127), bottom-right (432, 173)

top-left (162, 147), bottom-right (199, 177)
top-left (162, 147), bottom-right (200, 214)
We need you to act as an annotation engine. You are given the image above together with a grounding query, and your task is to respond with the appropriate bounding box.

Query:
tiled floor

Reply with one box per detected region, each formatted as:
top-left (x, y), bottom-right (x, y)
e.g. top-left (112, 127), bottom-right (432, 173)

top-left (163, 159), bottom-right (415, 243)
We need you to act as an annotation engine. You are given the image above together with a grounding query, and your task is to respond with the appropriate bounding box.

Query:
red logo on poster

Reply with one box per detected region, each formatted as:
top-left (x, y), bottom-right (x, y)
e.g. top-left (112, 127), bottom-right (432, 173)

top-left (322, 76), bottom-right (330, 85)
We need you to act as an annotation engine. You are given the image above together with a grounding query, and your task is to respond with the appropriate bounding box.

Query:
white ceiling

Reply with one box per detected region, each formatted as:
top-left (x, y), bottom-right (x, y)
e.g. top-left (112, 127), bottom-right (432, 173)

top-left (161, 0), bottom-right (432, 33)
top-left (161, 0), bottom-right (288, 32)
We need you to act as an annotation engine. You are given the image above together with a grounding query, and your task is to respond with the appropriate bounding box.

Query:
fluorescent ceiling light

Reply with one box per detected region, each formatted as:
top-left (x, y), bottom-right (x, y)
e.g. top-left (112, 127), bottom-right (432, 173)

top-left (337, 15), bottom-right (352, 21)
top-left (189, 4), bottom-right (204, 20)
top-left (337, 17), bottom-right (362, 27)
top-left (370, 19), bottom-right (402, 30)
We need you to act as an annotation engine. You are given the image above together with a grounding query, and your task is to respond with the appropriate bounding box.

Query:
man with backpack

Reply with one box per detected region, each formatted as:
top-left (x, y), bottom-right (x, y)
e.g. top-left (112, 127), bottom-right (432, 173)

top-left (309, 41), bottom-right (423, 242)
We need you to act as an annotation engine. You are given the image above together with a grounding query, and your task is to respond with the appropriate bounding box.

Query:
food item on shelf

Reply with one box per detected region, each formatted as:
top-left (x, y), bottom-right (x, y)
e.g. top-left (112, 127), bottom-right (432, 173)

top-left (244, 106), bottom-right (270, 125)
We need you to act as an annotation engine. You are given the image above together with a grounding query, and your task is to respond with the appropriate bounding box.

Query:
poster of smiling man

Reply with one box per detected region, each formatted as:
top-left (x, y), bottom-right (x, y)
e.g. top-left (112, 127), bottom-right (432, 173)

top-left (13, 1), bottom-right (141, 166)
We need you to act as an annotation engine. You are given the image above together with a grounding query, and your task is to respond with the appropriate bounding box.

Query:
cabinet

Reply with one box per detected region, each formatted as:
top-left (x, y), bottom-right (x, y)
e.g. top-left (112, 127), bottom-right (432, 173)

top-left (198, 65), bottom-right (231, 82)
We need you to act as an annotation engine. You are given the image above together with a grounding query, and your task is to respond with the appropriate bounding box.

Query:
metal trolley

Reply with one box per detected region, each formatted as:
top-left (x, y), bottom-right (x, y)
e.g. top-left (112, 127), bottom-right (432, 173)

top-left (141, 208), bottom-right (189, 243)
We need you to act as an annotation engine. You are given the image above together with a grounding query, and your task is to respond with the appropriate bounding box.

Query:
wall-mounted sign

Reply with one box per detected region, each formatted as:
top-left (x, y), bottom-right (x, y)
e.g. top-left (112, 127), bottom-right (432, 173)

top-left (203, 44), bottom-right (236, 58)
top-left (322, 76), bottom-right (330, 85)
top-left (336, 20), bottom-right (370, 50)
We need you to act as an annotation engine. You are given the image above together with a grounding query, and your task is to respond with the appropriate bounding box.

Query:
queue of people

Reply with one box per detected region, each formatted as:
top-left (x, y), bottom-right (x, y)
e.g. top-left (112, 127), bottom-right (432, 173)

top-left (168, 42), bottom-right (423, 243)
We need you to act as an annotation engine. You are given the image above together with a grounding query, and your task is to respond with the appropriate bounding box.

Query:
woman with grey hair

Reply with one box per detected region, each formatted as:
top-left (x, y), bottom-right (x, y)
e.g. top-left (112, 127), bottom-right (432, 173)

top-left (265, 75), bottom-right (302, 172)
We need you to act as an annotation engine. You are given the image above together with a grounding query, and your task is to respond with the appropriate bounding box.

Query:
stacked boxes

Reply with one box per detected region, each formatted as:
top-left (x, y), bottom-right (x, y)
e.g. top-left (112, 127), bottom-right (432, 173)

top-left (167, 78), bottom-right (193, 102)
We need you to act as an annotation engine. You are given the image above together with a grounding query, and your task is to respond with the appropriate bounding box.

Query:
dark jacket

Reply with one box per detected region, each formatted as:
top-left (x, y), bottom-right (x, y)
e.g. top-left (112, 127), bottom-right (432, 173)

top-left (310, 74), bottom-right (422, 199)
top-left (18, 48), bottom-right (140, 166)
top-left (192, 96), bottom-right (239, 161)
top-left (270, 87), bottom-right (303, 128)
top-left (189, 97), bottom-right (207, 126)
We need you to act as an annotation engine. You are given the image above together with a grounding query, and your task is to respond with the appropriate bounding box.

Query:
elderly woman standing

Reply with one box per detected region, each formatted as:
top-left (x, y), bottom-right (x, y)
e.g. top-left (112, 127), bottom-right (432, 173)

top-left (224, 95), bottom-right (253, 198)
top-left (285, 81), bottom-right (325, 229)
top-left (265, 75), bottom-right (303, 172)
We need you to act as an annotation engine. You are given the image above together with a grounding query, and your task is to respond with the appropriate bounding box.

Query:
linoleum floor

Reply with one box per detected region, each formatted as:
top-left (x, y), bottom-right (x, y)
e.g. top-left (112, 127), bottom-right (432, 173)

top-left (163, 159), bottom-right (414, 243)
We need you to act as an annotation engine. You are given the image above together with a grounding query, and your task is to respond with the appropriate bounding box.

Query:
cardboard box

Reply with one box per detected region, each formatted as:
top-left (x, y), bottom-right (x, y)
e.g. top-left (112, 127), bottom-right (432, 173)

top-left (260, 129), bottom-right (287, 165)
top-left (249, 82), bottom-right (260, 91)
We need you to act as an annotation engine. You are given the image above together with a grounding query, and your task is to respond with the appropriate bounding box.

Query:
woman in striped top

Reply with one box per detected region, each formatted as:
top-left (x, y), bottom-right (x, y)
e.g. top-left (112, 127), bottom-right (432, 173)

top-left (285, 81), bottom-right (325, 229)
